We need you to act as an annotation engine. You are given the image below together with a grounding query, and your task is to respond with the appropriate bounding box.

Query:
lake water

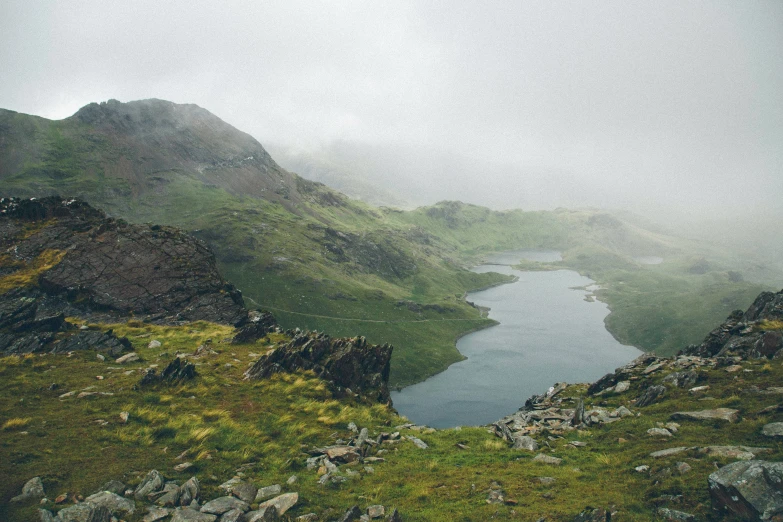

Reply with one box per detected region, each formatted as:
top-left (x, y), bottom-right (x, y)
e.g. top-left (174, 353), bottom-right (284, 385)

top-left (391, 252), bottom-right (641, 428)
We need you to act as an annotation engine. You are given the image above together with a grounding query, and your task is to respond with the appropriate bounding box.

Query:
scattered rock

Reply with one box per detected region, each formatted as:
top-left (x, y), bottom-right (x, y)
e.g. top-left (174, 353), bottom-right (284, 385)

top-left (116, 352), bottom-right (140, 364)
top-left (386, 509), bottom-right (402, 522)
top-left (258, 493), bottom-right (298, 516)
top-left (699, 446), bottom-right (771, 460)
top-left (533, 454), bottom-right (562, 465)
top-left (406, 436), bottom-right (428, 449)
top-left (650, 447), bottom-right (692, 458)
top-left (647, 428), bottom-right (673, 437)
top-left (134, 470), bottom-right (164, 500)
top-left (179, 477), bottom-right (200, 507)
top-left (119, 411), bottom-right (129, 423)
top-left (636, 385), bottom-right (666, 407)
top-left (762, 422), bottom-right (783, 438)
top-left (338, 505), bottom-right (363, 522)
top-left (255, 485), bottom-right (282, 503)
top-left (11, 476), bottom-right (45, 502)
top-left (229, 481), bottom-right (257, 504)
top-left (367, 505), bottom-right (385, 518)
top-left (54, 503), bottom-right (93, 522)
top-left (149, 340), bottom-right (162, 349)
top-left (200, 496), bottom-right (249, 515)
top-left (219, 509), bottom-right (245, 522)
top-left (84, 490), bottom-right (136, 514)
top-left (635, 465), bottom-right (649, 473)
top-left (657, 507), bottom-right (695, 521)
top-left (85, 505), bottom-right (112, 522)
top-left (572, 507), bottom-right (614, 521)
top-left (170, 507), bottom-right (218, 522)
top-left (675, 462), bottom-right (692, 475)
top-left (175, 462), bottom-right (194, 473)
top-left (142, 506), bottom-right (172, 522)
top-left (670, 408), bottom-right (739, 423)
top-left (512, 435), bottom-right (539, 452)
top-left (708, 460), bottom-right (783, 520)
top-left (486, 481), bottom-right (504, 504)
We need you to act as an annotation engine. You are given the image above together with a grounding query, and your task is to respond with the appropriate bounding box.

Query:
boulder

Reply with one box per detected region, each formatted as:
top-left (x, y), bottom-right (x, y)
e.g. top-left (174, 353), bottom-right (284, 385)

top-left (179, 476), bottom-right (200, 507)
top-left (636, 385), bottom-right (666, 407)
top-left (708, 460), bottom-right (783, 520)
top-left (11, 476), bottom-right (45, 502)
top-left (254, 484), bottom-right (282, 502)
top-left (54, 503), bottom-right (93, 522)
top-left (84, 490), bottom-right (136, 514)
top-left (85, 506), bottom-right (112, 522)
top-left (229, 481), bottom-right (257, 504)
top-left (170, 508), bottom-right (217, 522)
top-left (511, 435), bottom-right (539, 452)
top-left (258, 492), bottom-right (298, 516)
top-left (134, 470), bottom-right (164, 499)
top-left (762, 422), bottom-right (783, 438)
top-left (533, 454), bottom-right (562, 465)
top-left (200, 496), bottom-right (249, 515)
top-left (243, 506), bottom-right (279, 521)
top-left (670, 408), bottom-right (739, 423)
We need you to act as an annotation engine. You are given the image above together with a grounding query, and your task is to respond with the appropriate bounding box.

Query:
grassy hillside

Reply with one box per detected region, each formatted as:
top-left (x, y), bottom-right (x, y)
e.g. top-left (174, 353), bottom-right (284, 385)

top-left (1, 100), bottom-right (778, 387)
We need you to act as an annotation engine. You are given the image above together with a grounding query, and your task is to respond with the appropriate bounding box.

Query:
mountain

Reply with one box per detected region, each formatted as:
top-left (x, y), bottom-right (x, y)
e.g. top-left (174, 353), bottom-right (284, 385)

top-left (0, 99), bottom-right (777, 386)
top-left (1, 198), bottom-right (782, 521)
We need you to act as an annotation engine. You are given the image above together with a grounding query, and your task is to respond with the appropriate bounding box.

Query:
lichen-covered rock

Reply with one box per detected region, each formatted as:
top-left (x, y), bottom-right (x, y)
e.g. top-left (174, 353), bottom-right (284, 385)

top-left (244, 332), bottom-right (392, 404)
top-left (708, 460), bottom-right (783, 520)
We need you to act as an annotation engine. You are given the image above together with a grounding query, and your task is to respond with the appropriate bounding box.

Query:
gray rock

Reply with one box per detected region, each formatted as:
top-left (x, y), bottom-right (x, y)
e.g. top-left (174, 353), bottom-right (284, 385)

top-left (511, 435), bottom-right (539, 452)
top-left (650, 447), bottom-right (692, 458)
top-left (11, 476), bottom-right (46, 502)
top-left (572, 507), bottom-right (613, 521)
top-left (39, 509), bottom-right (56, 522)
top-left (95, 480), bottom-right (125, 495)
top-left (386, 509), bottom-right (402, 522)
top-left (255, 484), bottom-right (282, 502)
top-left (486, 482), bottom-right (504, 504)
top-left (218, 508), bottom-right (244, 522)
top-left (671, 408), bottom-right (739, 423)
top-left (613, 381), bottom-right (630, 393)
top-left (533, 454), bottom-right (562, 465)
top-left (614, 405), bottom-right (633, 418)
top-left (85, 506), bottom-right (112, 522)
top-left (356, 427), bottom-right (369, 448)
top-left (171, 507), bottom-right (218, 522)
top-left (134, 470), bottom-right (164, 500)
top-left (338, 506), bottom-right (362, 522)
top-left (367, 505), bottom-right (385, 519)
top-left (200, 496), bottom-right (249, 515)
top-left (258, 492), bottom-right (298, 516)
top-left (647, 428), bottom-right (673, 437)
top-left (708, 460), bottom-right (783, 520)
top-left (572, 397), bottom-right (585, 426)
top-left (180, 476), bottom-right (200, 507)
top-left (406, 436), bottom-right (428, 449)
top-left (116, 352), bottom-right (140, 364)
top-left (142, 507), bottom-right (173, 522)
top-left (700, 445), bottom-right (772, 460)
top-left (636, 385), bottom-right (666, 407)
top-left (84, 490), bottom-right (136, 514)
top-left (286, 475), bottom-right (298, 485)
top-left (54, 503), bottom-right (93, 522)
top-left (295, 514), bottom-right (318, 521)
top-left (244, 506), bottom-right (279, 522)
top-left (762, 422), bottom-right (783, 438)
top-left (229, 481), bottom-right (257, 504)
top-left (153, 483), bottom-right (181, 507)
top-left (657, 507), bottom-right (695, 521)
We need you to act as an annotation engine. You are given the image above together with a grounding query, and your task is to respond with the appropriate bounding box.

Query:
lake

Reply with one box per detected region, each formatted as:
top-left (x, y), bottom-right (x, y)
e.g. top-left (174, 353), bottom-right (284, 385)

top-left (390, 251), bottom-right (641, 428)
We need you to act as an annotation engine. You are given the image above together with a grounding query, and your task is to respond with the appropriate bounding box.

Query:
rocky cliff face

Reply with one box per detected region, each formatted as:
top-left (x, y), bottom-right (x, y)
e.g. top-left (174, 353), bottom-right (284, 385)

top-left (244, 331), bottom-right (393, 404)
top-left (681, 289), bottom-right (783, 359)
top-left (0, 197), bottom-right (247, 328)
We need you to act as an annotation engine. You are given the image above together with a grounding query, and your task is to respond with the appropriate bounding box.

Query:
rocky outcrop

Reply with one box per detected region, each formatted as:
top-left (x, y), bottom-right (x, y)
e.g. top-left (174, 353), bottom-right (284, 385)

top-left (0, 197), bottom-right (247, 326)
top-left (231, 310), bottom-right (277, 344)
top-left (682, 289), bottom-right (783, 359)
top-left (244, 331), bottom-right (393, 404)
top-left (708, 460), bottom-right (783, 520)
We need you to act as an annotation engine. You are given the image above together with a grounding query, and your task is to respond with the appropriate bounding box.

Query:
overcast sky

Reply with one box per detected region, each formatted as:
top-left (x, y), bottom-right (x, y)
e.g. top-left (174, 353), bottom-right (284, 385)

top-left (1, 1), bottom-right (781, 219)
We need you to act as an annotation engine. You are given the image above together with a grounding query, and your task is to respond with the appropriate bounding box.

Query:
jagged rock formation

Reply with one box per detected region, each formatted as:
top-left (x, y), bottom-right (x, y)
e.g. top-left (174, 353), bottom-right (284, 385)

top-left (708, 460), bottom-right (783, 520)
top-left (244, 331), bottom-right (392, 404)
top-left (231, 310), bottom-right (277, 344)
top-left (0, 197), bottom-right (247, 326)
top-left (682, 289), bottom-right (783, 359)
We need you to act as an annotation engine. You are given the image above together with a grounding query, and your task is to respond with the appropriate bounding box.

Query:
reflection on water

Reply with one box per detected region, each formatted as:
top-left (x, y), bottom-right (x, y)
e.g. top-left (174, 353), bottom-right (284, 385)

top-left (391, 253), bottom-right (640, 428)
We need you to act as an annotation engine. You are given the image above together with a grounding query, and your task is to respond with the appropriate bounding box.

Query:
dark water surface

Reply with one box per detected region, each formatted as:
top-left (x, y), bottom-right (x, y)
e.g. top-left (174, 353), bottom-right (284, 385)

top-left (391, 253), bottom-right (640, 428)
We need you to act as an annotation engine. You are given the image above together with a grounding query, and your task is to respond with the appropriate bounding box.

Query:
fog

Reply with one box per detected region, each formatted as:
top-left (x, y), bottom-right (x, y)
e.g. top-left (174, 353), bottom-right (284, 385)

top-left (1, 1), bottom-right (781, 238)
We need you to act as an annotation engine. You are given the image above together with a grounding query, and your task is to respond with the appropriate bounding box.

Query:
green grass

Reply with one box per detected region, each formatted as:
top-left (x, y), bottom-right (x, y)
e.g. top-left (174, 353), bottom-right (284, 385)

top-left (2, 318), bottom-right (781, 521)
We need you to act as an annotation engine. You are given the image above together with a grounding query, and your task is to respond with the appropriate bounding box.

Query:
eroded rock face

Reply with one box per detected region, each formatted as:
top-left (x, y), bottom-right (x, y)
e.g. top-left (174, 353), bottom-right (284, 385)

top-left (244, 332), bottom-right (393, 404)
top-left (683, 289), bottom-right (783, 359)
top-left (708, 460), bottom-right (783, 520)
top-left (0, 197), bottom-right (247, 326)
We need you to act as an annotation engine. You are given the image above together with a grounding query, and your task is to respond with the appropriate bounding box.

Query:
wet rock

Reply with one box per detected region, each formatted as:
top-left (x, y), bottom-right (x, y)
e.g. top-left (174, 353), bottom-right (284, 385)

top-left (762, 422), bottom-right (783, 438)
top-left (84, 490), bottom-right (136, 514)
top-left (709, 460), bottom-right (783, 520)
top-left (670, 408), bottom-right (739, 423)
top-left (200, 496), bottom-right (249, 515)
top-left (244, 332), bottom-right (392, 404)
top-left (11, 476), bottom-right (45, 502)
top-left (636, 385), bottom-right (666, 407)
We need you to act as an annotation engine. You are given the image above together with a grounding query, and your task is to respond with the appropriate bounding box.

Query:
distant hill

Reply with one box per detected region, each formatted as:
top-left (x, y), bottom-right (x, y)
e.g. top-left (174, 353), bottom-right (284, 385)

top-left (0, 99), bottom-right (776, 384)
